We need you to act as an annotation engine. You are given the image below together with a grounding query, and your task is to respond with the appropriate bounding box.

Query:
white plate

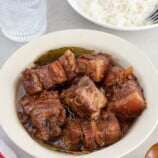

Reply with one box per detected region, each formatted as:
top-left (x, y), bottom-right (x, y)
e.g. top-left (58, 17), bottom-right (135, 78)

top-left (0, 29), bottom-right (158, 158)
top-left (67, 0), bottom-right (158, 31)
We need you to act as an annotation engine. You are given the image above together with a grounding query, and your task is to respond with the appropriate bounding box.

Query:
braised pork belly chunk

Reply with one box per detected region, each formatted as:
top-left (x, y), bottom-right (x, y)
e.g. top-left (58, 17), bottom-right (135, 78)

top-left (104, 66), bottom-right (134, 87)
top-left (100, 111), bottom-right (121, 145)
top-left (18, 48), bottom-right (146, 154)
top-left (60, 112), bottom-right (121, 151)
top-left (61, 76), bottom-right (107, 119)
top-left (76, 53), bottom-right (111, 82)
top-left (48, 61), bottom-right (67, 84)
top-left (22, 68), bottom-right (43, 94)
top-left (107, 80), bottom-right (146, 118)
top-left (59, 49), bottom-right (77, 80)
top-left (20, 91), bottom-right (66, 141)
top-left (22, 50), bottom-right (76, 94)
top-left (61, 119), bottom-right (82, 150)
top-left (103, 65), bottom-right (146, 118)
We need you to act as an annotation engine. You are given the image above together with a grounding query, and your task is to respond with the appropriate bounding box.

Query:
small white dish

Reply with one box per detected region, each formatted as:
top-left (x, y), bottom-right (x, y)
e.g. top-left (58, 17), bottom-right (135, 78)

top-left (67, 0), bottom-right (158, 31)
top-left (0, 29), bottom-right (158, 158)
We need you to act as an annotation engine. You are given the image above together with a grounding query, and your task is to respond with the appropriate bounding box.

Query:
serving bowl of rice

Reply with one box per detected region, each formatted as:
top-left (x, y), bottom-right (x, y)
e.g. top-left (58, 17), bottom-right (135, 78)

top-left (67, 0), bottom-right (158, 31)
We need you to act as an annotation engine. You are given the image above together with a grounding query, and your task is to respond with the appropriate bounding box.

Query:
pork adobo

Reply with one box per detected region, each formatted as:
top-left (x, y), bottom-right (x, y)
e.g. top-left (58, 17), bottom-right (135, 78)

top-left (61, 76), bottom-right (107, 119)
top-left (17, 47), bottom-right (146, 154)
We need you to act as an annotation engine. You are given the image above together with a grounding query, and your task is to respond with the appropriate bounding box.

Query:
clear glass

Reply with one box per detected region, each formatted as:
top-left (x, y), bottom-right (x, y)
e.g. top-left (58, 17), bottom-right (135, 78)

top-left (0, 0), bottom-right (47, 42)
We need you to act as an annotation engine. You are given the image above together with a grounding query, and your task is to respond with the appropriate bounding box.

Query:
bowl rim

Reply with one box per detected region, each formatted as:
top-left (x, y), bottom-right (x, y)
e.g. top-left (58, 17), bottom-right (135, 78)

top-left (0, 29), bottom-right (158, 158)
top-left (67, 0), bottom-right (158, 31)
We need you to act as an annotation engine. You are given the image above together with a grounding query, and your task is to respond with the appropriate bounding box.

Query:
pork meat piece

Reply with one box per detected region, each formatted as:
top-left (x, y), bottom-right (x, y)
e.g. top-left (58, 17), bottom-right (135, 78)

top-left (100, 111), bottom-right (122, 145)
top-left (59, 49), bottom-right (77, 80)
top-left (60, 112), bottom-right (121, 151)
top-left (94, 119), bottom-right (107, 147)
top-left (61, 119), bottom-right (82, 150)
top-left (61, 76), bottom-right (107, 119)
top-left (22, 59), bottom-right (67, 94)
top-left (35, 61), bottom-right (67, 89)
top-left (48, 61), bottom-right (67, 84)
top-left (35, 65), bottom-right (54, 90)
top-left (61, 119), bottom-right (98, 151)
top-left (20, 94), bottom-right (38, 115)
top-left (104, 66), bottom-right (134, 87)
top-left (20, 90), bottom-right (60, 115)
top-left (81, 121), bottom-right (98, 150)
top-left (93, 111), bottom-right (121, 147)
top-left (81, 112), bottom-right (121, 150)
top-left (107, 80), bottom-right (146, 118)
top-left (76, 53), bottom-right (111, 82)
top-left (22, 69), bottom-right (42, 94)
top-left (20, 91), bottom-right (66, 141)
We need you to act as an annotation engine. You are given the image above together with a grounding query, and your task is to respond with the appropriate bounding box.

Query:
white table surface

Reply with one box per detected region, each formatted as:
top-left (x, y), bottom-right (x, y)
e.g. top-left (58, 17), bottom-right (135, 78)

top-left (0, 0), bottom-right (158, 158)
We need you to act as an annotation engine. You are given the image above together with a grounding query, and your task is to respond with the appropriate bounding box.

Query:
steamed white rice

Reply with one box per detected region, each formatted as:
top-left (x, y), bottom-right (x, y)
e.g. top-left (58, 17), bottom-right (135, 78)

top-left (78, 0), bottom-right (158, 26)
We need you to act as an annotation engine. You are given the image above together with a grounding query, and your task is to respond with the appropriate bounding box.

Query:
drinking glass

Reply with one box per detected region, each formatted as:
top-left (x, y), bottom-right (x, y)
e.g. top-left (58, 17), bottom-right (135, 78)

top-left (0, 0), bottom-right (47, 42)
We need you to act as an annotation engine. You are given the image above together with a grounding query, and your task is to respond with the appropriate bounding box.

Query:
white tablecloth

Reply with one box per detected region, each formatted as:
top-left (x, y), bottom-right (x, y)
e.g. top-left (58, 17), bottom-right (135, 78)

top-left (0, 0), bottom-right (158, 157)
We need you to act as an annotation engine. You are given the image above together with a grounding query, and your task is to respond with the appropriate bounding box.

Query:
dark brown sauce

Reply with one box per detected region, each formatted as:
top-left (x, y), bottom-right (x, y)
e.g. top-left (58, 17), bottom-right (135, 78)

top-left (17, 47), bottom-right (134, 154)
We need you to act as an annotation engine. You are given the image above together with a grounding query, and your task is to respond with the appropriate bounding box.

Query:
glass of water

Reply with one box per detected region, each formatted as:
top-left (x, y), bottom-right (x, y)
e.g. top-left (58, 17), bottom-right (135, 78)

top-left (0, 0), bottom-right (47, 42)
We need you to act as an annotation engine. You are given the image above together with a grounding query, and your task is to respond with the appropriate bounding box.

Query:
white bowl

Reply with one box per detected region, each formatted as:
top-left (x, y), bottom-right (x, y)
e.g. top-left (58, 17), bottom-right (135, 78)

top-left (0, 29), bottom-right (158, 158)
top-left (67, 0), bottom-right (158, 31)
